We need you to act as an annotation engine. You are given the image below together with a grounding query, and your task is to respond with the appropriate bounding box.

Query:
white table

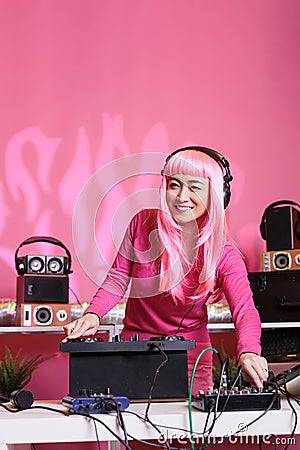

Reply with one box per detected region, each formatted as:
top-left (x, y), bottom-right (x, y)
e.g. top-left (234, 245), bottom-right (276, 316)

top-left (0, 399), bottom-right (299, 449)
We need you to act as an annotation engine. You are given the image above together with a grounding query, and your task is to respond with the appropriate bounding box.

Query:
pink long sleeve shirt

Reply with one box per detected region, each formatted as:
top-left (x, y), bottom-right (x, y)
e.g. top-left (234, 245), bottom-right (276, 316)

top-left (85, 209), bottom-right (262, 359)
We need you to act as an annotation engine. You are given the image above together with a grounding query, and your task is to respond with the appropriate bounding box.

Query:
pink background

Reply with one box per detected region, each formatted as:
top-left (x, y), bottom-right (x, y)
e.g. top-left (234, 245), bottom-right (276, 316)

top-left (0, 1), bottom-right (299, 447)
top-left (1, 0), bottom-right (299, 302)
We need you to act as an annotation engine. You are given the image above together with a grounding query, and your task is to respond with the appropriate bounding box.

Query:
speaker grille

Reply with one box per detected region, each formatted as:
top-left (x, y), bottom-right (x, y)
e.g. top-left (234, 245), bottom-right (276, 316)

top-left (16, 275), bottom-right (69, 304)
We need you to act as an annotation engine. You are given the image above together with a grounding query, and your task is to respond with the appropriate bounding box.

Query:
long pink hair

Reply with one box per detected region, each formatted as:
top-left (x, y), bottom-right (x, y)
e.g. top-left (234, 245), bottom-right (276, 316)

top-left (157, 149), bottom-right (229, 303)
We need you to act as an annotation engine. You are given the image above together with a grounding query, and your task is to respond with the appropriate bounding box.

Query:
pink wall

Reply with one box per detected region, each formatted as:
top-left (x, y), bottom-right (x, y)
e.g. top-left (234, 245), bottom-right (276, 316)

top-left (1, 0), bottom-right (300, 301)
top-left (0, 3), bottom-right (299, 447)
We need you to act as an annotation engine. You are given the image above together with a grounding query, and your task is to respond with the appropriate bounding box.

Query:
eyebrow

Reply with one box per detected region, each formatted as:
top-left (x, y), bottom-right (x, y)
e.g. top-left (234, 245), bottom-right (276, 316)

top-left (169, 176), bottom-right (206, 185)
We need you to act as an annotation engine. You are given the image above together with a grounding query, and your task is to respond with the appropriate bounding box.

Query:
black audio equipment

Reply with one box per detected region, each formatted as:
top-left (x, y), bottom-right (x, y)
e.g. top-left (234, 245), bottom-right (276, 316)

top-left (62, 391), bottom-right (130, 414)
top-left (15, 236), bottom-right (72, 275)
top-left (10, 390), bottom-right (34, 409)
top-left (161, 146), bottom-right (233, 208)
top-left (260, 249), bottom-right (300, 272)
top-left (16, 303), bottom-right (72, 327)
top-left (260, 328), bottom-right (300, 362)
top-left (192, 389), bottom-right (281, 412)
top-left (15, 236), bottom-right (72, 304)
top-left (16, 274), bottom-right (69, 304)
top-left (248, 270), bottom-right (300, 322)
top-left (60, 336), bottom-right (195, 400)
top-left (259, 200), bottom-right (300, 251)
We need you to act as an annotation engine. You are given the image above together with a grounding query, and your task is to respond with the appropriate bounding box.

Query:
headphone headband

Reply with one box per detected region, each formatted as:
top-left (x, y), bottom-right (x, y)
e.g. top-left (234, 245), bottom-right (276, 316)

top-left (259, 200), bottom-right (300, 241)
top-left (15, 236), bottom-right (72, 275)
top-left (161, 146), bottom-right (233, 208)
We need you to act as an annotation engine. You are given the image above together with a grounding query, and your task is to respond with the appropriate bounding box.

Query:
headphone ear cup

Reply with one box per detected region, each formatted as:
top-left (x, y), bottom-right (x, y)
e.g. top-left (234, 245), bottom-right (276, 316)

top-left (16, 257), bottom-right (26, 275)
top-left (259, 213), bottom-right (266, 240)
top-left (295, 219), bottom-right (300, 241)
top-left (10, 390), bottom-right (34, 409)
top-left (223, 181), bottom-right (231, 209)
top-left (64, 256), bottom-right (71, 274)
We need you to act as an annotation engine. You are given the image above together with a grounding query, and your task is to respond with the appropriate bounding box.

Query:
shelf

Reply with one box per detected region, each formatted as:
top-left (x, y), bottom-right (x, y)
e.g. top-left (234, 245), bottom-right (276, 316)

top-left (1, 322), bottom-right (299, 335)
top-left (208, 321), bottom-right (300, 331)
top-left (0, 325), bottom-right (116, 340)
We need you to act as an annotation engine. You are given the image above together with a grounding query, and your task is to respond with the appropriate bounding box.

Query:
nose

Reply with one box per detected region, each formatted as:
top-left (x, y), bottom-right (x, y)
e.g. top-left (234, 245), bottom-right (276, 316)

top-left (177, 184), bottom-right (190, 202)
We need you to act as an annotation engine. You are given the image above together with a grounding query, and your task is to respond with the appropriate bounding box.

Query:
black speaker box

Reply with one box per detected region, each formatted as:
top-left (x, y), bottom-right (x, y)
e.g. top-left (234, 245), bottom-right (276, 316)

top-left (16, 274), bottom-right (69, 304)
top-left (265, 205), bottom-right (300, 251)
top-left (61, 338), bottom-right (195, 400)
top-left (248, 270), bottom-right (300, 322)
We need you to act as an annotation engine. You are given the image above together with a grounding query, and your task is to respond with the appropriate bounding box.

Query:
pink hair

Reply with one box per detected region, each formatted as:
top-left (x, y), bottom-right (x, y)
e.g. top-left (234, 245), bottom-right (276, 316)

top-left (157, 149), bottom-right (229, 303)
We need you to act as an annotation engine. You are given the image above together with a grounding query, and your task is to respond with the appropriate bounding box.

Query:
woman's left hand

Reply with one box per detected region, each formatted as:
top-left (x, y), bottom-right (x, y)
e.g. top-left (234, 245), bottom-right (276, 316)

top-left (238, 353), bottom-right (269, 388)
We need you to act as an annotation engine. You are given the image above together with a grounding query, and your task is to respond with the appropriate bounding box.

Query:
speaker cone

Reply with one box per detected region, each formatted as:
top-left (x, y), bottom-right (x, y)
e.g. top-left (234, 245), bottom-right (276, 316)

top-left (47, 256), bottom-right (64, 274)
top-left (28, 256), bottom-right (45, 273)
top-left (34, 306), bottom-right (53, 325)
top-left (273, 252), bottom-right (292, 270)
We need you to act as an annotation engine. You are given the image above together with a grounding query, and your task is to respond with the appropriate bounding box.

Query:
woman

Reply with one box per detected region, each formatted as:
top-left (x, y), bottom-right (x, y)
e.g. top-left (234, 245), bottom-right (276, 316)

top-left (64, 146), bottom-right (268, 392)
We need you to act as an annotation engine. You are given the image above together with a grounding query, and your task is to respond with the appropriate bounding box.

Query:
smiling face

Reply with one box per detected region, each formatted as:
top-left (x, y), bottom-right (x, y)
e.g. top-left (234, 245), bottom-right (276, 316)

top-left (166, 174), bottom-right (210, 225)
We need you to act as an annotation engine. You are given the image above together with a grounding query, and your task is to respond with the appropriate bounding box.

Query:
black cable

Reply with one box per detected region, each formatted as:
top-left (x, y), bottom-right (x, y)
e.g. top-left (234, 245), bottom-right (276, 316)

top-left (268, 376), bottom-right (300, 449)
top-left (281, 380), bottom-right (298, 450)
top-left (113, 400), bottom-right (129, 447)
top-left (126, 409), bottom-right (204, 439)
top-left (0, 402), bottom-right (69, 415)
top-left (144, 344), bottom-right (169, 419)
top-left (69, 286), bottom-right (85, 307)
top-left (0, 402), bottom-right (132, 450)
top-left (143, 345), bottom-right (170, 450)
top-left (200, 391), bottom-right (280, 450)
top-left (69, 410), bottom-right (133, 450)
top-left (214, 366), bottom-right (243, 418)
top-left (91, 415), bottom-right (101, 450)
top-left (200, 358), bottom-right (227, 444)
top-left (174, 303), bottom-right (195, 336)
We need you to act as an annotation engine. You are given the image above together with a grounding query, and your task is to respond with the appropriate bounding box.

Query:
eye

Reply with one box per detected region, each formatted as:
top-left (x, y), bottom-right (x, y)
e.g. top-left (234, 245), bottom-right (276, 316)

top-left (189, 185), bottom-right (201, 192)
top-left (168, 181), bottom-right (180, 189)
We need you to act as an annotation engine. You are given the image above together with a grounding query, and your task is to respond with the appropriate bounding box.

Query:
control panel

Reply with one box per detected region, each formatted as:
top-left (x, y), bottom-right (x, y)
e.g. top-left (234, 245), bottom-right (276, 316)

top-left (60, 335), bottom-right (196, 353)
top-left (62, 389), bottom-right (130, 414)
top-left (61, 335), bottom-right (194, 400)
top-left (192, 386), bottom-right (281, 412)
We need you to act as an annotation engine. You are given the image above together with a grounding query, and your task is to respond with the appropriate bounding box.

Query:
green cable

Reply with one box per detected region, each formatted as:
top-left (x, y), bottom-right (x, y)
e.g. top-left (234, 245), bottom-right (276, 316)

top-left (188, 346), bottom-right (219, 450)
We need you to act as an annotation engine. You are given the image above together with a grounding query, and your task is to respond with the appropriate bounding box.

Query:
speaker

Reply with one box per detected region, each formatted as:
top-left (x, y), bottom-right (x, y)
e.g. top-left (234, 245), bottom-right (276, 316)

top-left (15, 236), bottom-right (72, 275)
top-left (161, 146), bottom-right (233, 209)
top-left (259, 201), bottom-right (300, 251)
top-left (16, 255), bottom-right (69, 275)
top-left (16, 274), bottom-right (69, 304)
top-left (248, 270), bottom-right (300, 322)
top-left (16, 303), bottom-right (72, 327)
top-left (261, 249), bottom-right (300, 272)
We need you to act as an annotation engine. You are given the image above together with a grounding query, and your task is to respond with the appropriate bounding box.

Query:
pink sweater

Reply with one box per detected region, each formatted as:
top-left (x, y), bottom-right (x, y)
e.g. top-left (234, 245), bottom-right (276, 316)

top-left (85, 209), bottom-right (261, 359)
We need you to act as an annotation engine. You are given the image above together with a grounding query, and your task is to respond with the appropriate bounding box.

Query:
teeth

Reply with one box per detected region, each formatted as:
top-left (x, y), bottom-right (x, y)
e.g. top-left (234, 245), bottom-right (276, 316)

top-left (176, 205), bottom-right (192, 211)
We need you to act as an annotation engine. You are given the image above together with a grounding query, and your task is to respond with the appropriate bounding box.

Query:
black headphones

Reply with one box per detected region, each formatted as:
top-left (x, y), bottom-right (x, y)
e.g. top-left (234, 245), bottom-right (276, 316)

top-left (10, 390), bottom-right (34, 409)
top-left (15, 236), bottom-right (72, 275)
top-left (259, 200), bottom-right (300, 241)
top-left (161, 146), bottom-right (233, 209)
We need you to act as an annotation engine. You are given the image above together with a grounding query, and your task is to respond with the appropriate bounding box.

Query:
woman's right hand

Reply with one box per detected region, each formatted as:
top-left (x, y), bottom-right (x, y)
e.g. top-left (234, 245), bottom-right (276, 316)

top-left (62, 313), bottom-right (100, 342)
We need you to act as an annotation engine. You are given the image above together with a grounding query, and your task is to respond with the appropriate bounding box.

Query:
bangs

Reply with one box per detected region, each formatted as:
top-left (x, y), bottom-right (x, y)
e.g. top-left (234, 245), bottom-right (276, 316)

top-left (163, 149), bottom-right (220, 180)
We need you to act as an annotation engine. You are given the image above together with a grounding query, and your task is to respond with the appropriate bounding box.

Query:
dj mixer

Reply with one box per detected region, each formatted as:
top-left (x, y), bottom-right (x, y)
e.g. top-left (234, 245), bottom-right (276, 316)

top-left (60, 335), bottom-right (195, 400)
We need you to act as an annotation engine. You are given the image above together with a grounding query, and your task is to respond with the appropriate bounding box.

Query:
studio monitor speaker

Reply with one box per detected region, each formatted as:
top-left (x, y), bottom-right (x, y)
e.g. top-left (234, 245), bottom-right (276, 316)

top-left (260, 201), bottom-right (300, 251)
top-left (261, 249), bottom-right (300, 272)
top-left (248, 270), bottom-right (300, 322)
top-left (16, 303), bottom-right (72, 327)
top-left (16, 274), bottom-right (69, 304)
